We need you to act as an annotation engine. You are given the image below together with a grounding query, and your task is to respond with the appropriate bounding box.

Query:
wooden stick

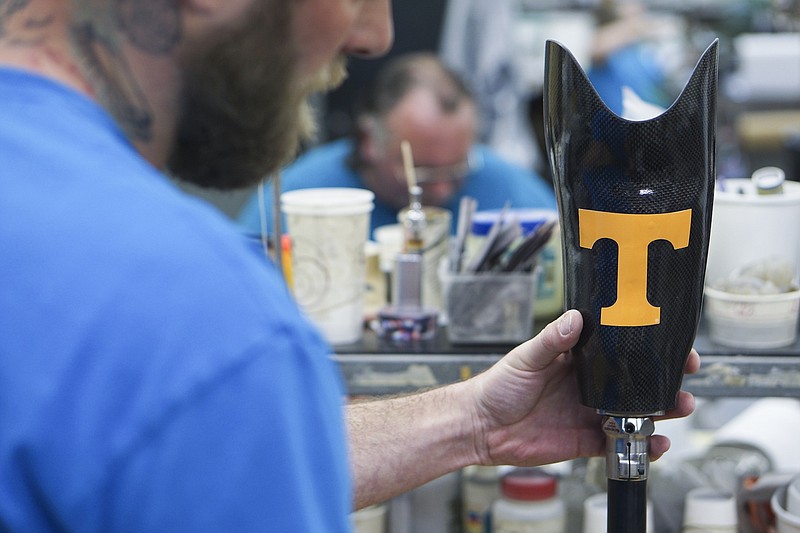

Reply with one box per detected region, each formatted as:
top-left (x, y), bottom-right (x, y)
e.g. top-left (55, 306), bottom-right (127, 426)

top-left (400, 140), bottom-right (417, 190)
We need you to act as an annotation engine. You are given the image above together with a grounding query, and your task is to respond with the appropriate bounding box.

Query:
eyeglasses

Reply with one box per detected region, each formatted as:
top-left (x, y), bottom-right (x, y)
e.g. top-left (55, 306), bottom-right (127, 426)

top-left (411, 149), bottom-right (483, 185)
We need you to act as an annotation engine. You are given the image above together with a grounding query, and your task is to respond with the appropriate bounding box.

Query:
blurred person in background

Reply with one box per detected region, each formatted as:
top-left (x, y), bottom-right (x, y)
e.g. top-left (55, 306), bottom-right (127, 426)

top-left (587, 0), bottom-right (674, 115)
top-left (238, 52), bottom-right (557, 238)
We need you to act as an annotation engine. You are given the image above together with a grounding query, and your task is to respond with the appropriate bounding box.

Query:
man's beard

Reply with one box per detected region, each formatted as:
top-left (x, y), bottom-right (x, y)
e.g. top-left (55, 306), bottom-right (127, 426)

top-left (168, 2), bottom-right (347, 190)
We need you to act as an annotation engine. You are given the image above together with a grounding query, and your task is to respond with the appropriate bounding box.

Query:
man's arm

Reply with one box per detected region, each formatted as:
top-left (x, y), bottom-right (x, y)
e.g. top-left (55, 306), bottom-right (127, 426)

top-left (347, 310), bottom-right (699, 509)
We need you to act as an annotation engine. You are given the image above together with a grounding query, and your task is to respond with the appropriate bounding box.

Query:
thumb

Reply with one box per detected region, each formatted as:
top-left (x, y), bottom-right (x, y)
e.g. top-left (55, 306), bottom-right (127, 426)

top-left (509, 309), bottom-right (583, 372)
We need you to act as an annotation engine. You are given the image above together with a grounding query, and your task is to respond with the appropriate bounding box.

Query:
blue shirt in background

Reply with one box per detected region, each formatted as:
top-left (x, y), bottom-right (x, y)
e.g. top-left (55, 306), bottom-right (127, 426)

top-left (238, 139), bottom-right (557, 239)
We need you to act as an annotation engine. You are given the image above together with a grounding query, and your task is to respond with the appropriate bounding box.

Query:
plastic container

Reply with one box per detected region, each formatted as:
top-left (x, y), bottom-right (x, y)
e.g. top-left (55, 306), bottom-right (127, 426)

top-left (682, 487), bottom-right (737, 532)
top-left (706, 177), bottom-right (800, 286)
top-left (772, 483), bottom-right (800, 533)
top-left (442, 269), bottom-right (539, 344)
top-left (703, 285), bottom-right (800, 349)
top-left (492, 468), bottom-right (565, 533)
top-left (463, 209), bottom-right (563, 320)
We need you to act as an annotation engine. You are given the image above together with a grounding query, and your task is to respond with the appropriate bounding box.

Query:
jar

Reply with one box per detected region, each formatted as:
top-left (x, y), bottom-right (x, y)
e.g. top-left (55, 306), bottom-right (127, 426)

top-left (351, 503), bottom-right (387, 533)
top-left (389, 471), bottom-right (460, 533)
top-left (492, 468), bottom-right (565, 533)
top-left (462, 465), bottom-right (501, 533)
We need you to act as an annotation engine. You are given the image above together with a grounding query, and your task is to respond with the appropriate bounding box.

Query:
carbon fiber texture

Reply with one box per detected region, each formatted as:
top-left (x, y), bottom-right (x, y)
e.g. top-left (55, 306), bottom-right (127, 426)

top-left (544, 40), bottom-right (718, 415)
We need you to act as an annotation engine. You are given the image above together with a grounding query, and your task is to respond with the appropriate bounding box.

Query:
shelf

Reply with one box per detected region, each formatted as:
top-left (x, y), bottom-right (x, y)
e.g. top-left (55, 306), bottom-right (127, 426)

top-left (334, 320), bottom-right (800, 398)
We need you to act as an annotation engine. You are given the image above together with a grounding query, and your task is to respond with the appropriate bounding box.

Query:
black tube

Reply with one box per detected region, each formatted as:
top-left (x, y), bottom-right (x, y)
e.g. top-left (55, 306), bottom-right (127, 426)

top-left (607, 479), bottom-right (648, 533)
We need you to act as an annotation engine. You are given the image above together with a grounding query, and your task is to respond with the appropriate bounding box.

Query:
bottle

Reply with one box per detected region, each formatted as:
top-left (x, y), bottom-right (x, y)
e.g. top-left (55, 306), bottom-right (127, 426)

top-left (492, 468), bottom-right (565, 533)
top-left (403, 185), bottom-right (426, 252)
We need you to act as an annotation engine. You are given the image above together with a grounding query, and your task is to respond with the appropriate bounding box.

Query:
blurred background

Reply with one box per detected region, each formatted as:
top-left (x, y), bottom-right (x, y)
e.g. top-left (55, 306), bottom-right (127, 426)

top-left (181, 0), bottom-right (800, 220)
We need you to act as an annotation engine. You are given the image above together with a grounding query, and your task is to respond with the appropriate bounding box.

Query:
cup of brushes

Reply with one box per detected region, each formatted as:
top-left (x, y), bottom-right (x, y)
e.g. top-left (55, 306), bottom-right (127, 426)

top-left (442, 201), bottom-right (554, 344)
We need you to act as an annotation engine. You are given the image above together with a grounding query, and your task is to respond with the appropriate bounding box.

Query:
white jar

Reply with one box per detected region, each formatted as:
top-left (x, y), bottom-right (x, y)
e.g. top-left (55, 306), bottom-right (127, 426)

top-left (351, 504), bottom-right (387, 533)
top-left (462, 465), bottom-right (501, 533)
top-left (492, 468), bottom-right (565, 533)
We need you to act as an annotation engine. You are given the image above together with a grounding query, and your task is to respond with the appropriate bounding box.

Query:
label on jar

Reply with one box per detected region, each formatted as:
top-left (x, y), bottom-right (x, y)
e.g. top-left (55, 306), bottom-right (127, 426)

top-left (493, 517), bottom-right (564, 533)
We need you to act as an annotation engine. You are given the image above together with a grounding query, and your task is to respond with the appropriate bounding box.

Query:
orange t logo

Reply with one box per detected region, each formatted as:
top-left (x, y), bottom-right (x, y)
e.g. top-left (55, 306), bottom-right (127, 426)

top-left (579, 209), bottom-right (692, 327)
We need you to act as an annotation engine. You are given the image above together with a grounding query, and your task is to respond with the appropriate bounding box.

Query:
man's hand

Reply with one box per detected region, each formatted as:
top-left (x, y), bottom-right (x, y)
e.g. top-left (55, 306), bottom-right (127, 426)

top-left (348, 309), bottom-right (700, 509)
top-left (466, 309), bottom-right (699, 467)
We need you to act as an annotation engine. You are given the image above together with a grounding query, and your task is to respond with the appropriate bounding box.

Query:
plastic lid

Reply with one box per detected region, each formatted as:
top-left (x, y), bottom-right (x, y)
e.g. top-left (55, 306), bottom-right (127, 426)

top-left (281, 187), bottom-right (374, 215)
top-left (500, 469), bottom-right (557, 501)
top-left (752, 166), bottom-right (785, 192)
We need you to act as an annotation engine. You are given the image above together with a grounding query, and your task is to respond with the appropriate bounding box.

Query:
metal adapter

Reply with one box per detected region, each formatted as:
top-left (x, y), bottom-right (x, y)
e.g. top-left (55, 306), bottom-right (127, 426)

top-left (603, 416), bottom-right (655, 482)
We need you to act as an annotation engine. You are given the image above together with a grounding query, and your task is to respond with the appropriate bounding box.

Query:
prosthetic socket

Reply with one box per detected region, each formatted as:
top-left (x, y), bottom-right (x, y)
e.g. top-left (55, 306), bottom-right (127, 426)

top-left (544, 40), bottom-right (718, 485)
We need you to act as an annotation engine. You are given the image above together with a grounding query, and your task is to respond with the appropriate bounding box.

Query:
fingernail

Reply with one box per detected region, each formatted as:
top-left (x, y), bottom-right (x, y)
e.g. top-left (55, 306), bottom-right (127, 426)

top-left (558, 311), bottom-right (573, 336)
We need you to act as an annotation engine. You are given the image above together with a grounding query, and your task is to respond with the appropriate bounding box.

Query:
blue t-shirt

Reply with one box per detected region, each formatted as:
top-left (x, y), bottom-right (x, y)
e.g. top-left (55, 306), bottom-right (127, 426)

top-left (237, 139), bottom-right (557, 239)
top-left (0, 68), bottom-right (352, 531)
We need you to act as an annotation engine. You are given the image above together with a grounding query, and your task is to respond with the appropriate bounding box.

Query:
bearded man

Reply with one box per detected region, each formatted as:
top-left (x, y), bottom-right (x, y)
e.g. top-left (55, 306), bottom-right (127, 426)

top-left (0, 1), bottom-right (697, 531)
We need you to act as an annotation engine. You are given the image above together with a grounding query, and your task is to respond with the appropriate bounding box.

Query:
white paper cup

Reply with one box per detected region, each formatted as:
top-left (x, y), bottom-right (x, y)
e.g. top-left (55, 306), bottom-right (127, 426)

top-left (281, 188), bottom-right (374, 345)
top-left (682, 487), bottom-right (737, 532)
top-left (773, 483), bottom-right (800, 533)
